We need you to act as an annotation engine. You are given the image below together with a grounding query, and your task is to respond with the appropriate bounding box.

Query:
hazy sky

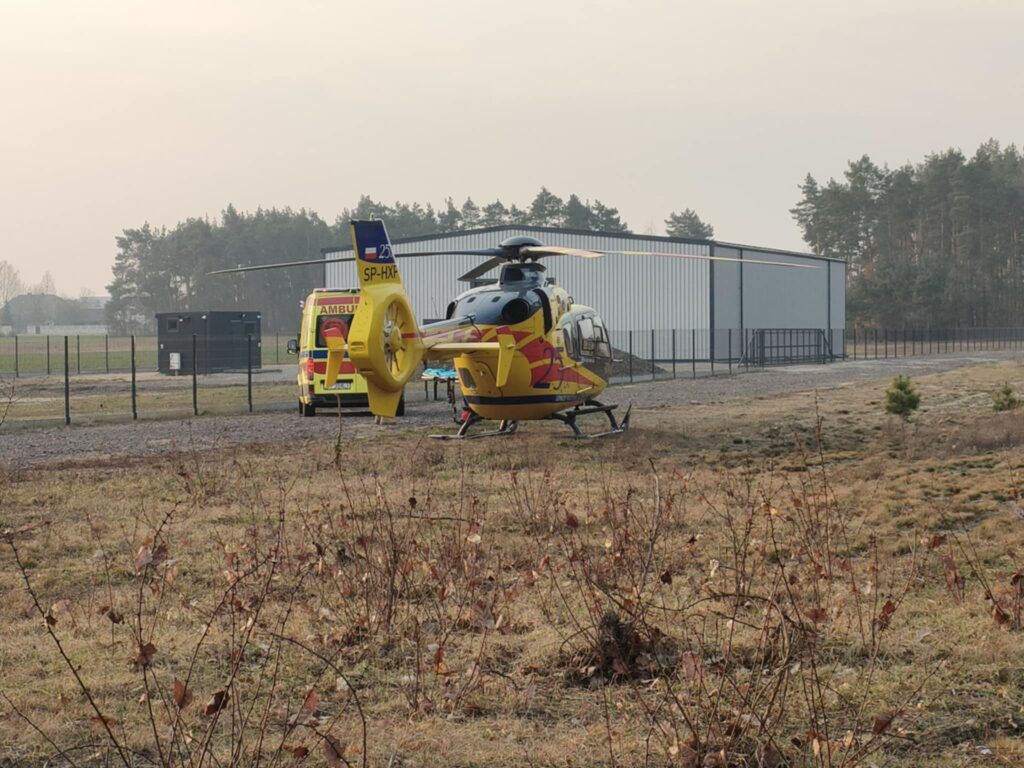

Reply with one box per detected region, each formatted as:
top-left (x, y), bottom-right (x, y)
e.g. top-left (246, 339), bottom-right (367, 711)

top-left (2, 0), bottom-right (1023, 295)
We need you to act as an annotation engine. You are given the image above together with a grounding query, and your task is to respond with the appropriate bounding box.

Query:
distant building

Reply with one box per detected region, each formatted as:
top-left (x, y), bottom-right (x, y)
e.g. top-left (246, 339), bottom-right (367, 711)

top-left (1, 293), bottom-right (108, 334)
top-left (77, 295), bottom-right (110, 311)
top-left (155, 310), bottom-right (262, 373)
top-left (23, 324), bottom-right (110, 336)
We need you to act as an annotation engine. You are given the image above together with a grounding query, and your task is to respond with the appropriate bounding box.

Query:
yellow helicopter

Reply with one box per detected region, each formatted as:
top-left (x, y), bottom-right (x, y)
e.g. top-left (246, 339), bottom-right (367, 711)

top-left (214, 219), bottom-right (813, 438)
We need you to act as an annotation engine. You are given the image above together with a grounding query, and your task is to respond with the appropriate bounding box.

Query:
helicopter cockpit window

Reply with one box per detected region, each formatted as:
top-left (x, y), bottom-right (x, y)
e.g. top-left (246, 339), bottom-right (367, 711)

top-left (591, 316), bottom-right (612, 359)
top-left (560, 317), bottom-right (581, 360)
top-left (578, 315), bottom-right (611, 360)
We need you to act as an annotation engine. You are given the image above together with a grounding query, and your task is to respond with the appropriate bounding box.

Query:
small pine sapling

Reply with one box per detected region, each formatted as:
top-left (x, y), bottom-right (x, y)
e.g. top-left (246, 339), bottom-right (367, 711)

top-left (884, 375), bottom-right (920, 419)
top-left (993, 382), bottom-right (1020, 412)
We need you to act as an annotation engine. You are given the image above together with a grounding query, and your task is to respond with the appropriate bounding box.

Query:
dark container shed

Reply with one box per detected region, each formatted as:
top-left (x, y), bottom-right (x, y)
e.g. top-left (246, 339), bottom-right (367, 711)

top-left (155, 311), bottom-right (262, 374)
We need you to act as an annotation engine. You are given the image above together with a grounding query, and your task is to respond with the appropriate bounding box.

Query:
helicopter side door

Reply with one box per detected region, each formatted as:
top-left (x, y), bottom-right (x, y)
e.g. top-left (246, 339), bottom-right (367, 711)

top-left (554, 314), bottom-right (581, 390)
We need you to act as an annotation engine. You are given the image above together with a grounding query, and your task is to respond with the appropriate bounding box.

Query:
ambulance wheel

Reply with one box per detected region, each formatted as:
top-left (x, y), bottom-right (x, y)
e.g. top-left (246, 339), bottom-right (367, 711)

top-left (396, 395), bottom-right (405, 417)
top-left (300, 401), bottom-right (316, 417)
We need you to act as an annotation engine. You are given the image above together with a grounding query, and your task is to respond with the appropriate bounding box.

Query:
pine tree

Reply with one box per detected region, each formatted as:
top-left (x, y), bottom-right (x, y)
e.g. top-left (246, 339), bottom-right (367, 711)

top-left (507, 204), bottom-right (529, 225)
top-left (481, 199), bottom-right (510, 226)
top-left (460, 197), bottom-right (481, 228)
top-left (437, 198), bottom-right (463, 231)
top-left (589, 200), bottom-right (628, 232)
top-left (528, 187), bottom-right (565, 227)
top-left (993, 382), bottom-right (1020, 412)
top-left (884, 375), bottom-right (921, 419)
top-left (563, 194), bottom-right (592, 229)
top-left (665, 208), bottom-right (714, 239)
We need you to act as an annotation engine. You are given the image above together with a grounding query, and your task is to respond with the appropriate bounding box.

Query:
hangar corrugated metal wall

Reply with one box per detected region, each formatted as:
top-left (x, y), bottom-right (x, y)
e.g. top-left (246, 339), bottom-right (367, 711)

top-left (324, 226), bottom-right (845, 361)
top-left (325, 227), bottom-right (711, 332)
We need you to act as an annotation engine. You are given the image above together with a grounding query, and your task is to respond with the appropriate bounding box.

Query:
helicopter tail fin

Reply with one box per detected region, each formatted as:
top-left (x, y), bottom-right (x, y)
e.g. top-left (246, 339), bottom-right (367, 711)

top-left (336, 220), bottom-right (424, 417)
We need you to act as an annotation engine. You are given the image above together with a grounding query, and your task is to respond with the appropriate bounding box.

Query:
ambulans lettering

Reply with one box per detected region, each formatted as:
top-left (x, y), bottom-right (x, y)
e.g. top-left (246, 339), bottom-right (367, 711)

top-left (318, 304), bottom-right (358, 315)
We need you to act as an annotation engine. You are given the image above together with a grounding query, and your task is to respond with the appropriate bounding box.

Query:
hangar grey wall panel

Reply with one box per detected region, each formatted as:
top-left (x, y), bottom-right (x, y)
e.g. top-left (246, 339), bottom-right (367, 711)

top-left (711, 244), bottom-right (742, 329)
top-left (829, 259), bottom-right (847, 355)
top-left (738, 248), bottom-right (829, 330)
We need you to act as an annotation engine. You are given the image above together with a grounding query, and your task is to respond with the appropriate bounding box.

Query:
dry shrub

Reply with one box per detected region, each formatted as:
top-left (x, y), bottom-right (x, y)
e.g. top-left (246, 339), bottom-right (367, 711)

top-left (4, 417), bottom-right (1015, 767)
top-left (537, 428), bottom-right (942, 767)
top-left (565, 610), bottom-right (677, 683)
top-left (947, 410), bottom-right (1024, 454)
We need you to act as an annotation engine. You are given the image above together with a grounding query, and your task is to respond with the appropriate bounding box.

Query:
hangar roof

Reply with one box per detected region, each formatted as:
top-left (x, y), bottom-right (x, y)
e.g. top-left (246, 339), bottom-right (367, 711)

top-left (321, 224), bottom-right (846, 265)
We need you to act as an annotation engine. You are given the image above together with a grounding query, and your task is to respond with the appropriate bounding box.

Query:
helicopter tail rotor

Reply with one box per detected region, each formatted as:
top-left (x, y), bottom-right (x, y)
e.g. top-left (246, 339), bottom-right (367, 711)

top-left (324, 221), bottom-right (425, 417)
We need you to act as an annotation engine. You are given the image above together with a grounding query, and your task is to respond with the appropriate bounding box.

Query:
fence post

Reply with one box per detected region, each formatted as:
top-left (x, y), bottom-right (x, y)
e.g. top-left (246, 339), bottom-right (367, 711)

top-left (628, 330), bottom-right (633, 383)
top-left (13, 335), bottom-right (17, 378)
top-left (692, 329), bottom-right (697, 379)
top-left (650, 328), bottom-right (655, 381)
top-left (64, 336), bottom-right (70, 425)
top-left (192, 333), bottom-right (198, 416)
top-left (105, 335), bottom-right (109, 373)
top-left (131, 335), bottom-right (138, 420)
top-left (276, 333), bottom-right (280, 365)
top-left (247, 333), bottom-right (253, 413)
top-left (671, 329), bottom-right (676, 379)
top-left (728, 329), bottom-right (733, 374)
top-left (47, 336), bottom-right (51, 376)
top-left (76, 334), bottom-right (81, 374)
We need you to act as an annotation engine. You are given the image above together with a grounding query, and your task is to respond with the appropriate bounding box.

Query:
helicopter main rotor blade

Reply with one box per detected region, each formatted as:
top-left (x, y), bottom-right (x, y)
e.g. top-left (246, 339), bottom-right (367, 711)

top-left (208, 248), bottom-right (507, 275)
top-left (208, 256), bottom-right (354, 275)
top-left (516, 245), bottom-right (818, 269)
top-left (457, 256), bottom-right (507, 283)
top-left (596, 250), bottom-right (820, 269)
top-left (518, 245), bottom-right (604, 259)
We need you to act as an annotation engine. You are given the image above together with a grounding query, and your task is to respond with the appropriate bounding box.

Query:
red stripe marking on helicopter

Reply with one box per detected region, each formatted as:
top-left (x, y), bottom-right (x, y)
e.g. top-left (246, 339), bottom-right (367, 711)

top-left (315, 297), bottom-right (360, 306)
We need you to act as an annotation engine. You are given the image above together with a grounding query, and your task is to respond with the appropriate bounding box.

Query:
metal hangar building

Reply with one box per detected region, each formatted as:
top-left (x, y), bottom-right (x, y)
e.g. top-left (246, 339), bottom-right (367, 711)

top-left (323, 226), bottom-right (846, 363)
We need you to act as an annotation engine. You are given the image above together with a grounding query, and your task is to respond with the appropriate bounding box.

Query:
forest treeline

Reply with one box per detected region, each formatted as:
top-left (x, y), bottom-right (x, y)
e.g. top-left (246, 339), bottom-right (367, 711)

top-left (793, 139), bottom-right (1024, 327)
top-left (105, 188), bottom-right (661, 332)
top-left (107, 141), bottom-right (1024, 334)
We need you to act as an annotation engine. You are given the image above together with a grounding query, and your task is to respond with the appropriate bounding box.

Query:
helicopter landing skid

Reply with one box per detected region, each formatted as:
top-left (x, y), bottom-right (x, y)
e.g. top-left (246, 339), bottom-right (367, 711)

top-left (547, 399), bottom-right (631, 439)
top-left (431, 412), bottom-right (520, 440)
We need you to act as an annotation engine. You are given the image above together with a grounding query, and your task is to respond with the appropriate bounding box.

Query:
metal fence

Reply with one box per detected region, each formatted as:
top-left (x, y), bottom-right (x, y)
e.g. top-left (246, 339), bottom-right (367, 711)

top-left (1, 326), bottom-right (1022, 427)
top-left (841, 326), bottom-right (1024, 361)
top-left (0, 334), bottom-right (298, 377)
top-left (607, 326), bottom-right (1024, 383)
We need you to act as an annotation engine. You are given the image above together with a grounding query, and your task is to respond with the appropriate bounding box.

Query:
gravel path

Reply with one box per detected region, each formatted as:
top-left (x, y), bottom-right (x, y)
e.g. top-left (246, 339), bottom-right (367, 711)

top-left (616, 350), bottom-right (1023, 407)
top-left (2, 351), bottom-right (1019, 471)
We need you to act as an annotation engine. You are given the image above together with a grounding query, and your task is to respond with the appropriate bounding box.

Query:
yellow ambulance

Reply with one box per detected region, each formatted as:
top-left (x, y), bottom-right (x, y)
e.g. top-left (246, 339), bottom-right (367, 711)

top-left (287, 288), bottom-right (405, 417)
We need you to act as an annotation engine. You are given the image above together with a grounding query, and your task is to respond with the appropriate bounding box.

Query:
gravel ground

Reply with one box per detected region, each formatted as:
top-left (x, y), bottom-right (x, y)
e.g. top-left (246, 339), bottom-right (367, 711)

top-left (1, 351), bottom-right (1020, 471)
top-left (616, 350), bottom-right (1024, 406)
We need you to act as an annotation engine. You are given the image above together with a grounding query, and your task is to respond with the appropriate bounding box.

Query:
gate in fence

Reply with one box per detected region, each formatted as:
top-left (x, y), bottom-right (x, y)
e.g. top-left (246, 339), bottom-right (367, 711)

top-left (741, 328), bottom-right (835, 367)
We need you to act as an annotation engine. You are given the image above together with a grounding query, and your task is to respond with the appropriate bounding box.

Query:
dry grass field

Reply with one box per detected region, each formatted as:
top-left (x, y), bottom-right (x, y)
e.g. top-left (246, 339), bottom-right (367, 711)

top-left (2, 359), bottom-right (1024, 767)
